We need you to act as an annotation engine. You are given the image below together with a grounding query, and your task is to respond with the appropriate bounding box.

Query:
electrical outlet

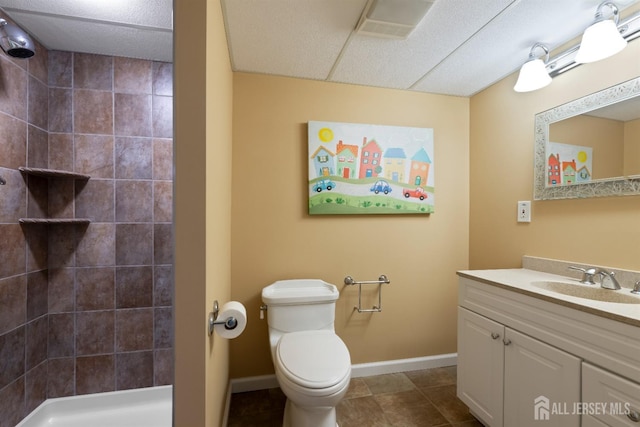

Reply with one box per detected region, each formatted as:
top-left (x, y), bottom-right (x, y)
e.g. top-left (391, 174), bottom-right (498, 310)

top-left (518, 201), bottom-right (531, 223)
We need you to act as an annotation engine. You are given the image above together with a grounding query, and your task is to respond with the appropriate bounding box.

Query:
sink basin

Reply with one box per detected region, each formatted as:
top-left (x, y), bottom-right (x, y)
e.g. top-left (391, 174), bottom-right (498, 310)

top-left (531, 281), bottom-right (640, 304)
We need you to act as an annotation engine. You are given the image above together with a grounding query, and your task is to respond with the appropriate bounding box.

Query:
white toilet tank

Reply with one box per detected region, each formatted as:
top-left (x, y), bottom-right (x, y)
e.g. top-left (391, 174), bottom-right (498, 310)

top-left (262, 279), bottom-right (339, 333)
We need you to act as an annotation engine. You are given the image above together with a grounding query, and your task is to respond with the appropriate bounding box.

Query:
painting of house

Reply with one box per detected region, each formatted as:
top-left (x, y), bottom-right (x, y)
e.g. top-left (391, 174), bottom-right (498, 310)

top-left (548, 153), bottom-right (561, 186)
top-left (547, 142), bottom-right (592, 186)
top-left (409, 147), bottom-right (432, 187)
top-left (359, 137), bottom-right (383, 179)
top-left (310, 146), bottom-right (335, 177)
top-left (336, 140), bottom-right (359, 178)
top-left (576, 165), bottom-right (591, 183)
top-left (383, 148), bottom-right (406, 182)
top-left (308, 120), bottom-right (434, 215)
top-left (562, 160), bottom-right (577, 185)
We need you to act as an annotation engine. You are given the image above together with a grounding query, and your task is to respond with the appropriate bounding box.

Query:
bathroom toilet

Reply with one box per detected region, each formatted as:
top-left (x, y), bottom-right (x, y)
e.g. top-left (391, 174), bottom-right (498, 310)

top-left (262, 279), bottom-right (351, 427)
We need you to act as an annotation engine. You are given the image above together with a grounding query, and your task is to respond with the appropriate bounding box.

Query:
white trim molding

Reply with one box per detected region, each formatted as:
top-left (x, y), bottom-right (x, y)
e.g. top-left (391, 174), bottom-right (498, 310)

top-left (229, 353), bottom-right (457, 394)
top-left (350, 353), bottom-right (457, 378)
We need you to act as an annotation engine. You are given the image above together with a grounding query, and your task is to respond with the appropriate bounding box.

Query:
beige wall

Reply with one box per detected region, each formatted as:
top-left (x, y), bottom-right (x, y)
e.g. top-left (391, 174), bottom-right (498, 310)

top-left (624, 118), bottom-right (640, 176)
top-left (174, 0), bottom-right (232, 425)
top-left (204, 1), bottom-right (234, 424)
top-left (550, 115), bottom-right (624, 179)
top-left (229, 74), bottom-right (469, 378)
top-left (174, 0), bottom-right (640, 417)
top-left (469, 39), bottom-right (640, 271)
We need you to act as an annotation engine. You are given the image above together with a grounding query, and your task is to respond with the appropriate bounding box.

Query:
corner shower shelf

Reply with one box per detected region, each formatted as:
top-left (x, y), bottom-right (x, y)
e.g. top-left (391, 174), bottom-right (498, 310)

top-left (18, 166), bottom-right (90, 180)
top-left (19, 218), bottom-right (91, 225)
top-left (18, 166), bottom-right (91, 225)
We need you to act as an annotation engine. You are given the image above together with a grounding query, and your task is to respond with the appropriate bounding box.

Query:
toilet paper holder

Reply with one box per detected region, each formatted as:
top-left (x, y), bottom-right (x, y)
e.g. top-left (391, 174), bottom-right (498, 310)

top-left (208, 300), bottom-right (239, 336)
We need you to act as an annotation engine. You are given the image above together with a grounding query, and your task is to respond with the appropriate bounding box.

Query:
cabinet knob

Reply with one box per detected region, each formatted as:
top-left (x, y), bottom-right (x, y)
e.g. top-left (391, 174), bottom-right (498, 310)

top-left (503, 338), bottom-right (512, 346)
top-left (491, 332), bottom-right (500, 340)
top-left (628, 411), bottom-right (640, 423)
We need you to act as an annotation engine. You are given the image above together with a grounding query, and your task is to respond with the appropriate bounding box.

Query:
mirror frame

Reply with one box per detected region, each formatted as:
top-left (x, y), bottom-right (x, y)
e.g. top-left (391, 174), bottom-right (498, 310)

top-left (534, 76), bottom-right (640, 200)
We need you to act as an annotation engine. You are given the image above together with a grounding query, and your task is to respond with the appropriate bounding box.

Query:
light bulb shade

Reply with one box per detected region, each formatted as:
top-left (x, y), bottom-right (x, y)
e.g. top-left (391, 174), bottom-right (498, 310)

top-left (514, 58), bottom-right (552, 92)
top-left (575, 19), bottom-right (627, 63)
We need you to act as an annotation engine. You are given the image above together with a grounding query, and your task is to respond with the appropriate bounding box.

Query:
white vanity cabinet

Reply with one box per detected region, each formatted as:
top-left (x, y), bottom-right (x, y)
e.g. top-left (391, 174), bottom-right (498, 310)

top-left (457, 307), bottom-right (504, 426)
top-left (458, 307), bottom-right (580, 427)
top-left (582, 363), bottom-right (640, 426)
top-left (457, 273), bottom-right (640, 427)
top-left (503, 327), bottom-right (580, 426)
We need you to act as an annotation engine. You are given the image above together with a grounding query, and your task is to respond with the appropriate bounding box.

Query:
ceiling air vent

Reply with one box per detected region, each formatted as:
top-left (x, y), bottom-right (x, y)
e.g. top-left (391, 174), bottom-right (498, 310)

top-left (355, 0), bottom-right (434, 40)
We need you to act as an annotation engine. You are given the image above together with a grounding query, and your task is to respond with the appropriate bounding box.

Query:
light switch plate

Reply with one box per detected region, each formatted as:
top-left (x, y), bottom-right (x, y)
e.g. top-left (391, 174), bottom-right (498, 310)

top-left (518, 201), bottom-right (531, 223)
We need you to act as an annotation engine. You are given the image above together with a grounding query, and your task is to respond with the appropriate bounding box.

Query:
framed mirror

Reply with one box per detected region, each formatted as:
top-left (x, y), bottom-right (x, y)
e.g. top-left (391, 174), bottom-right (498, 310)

top-left (534, 76), bottom-right (640, 200)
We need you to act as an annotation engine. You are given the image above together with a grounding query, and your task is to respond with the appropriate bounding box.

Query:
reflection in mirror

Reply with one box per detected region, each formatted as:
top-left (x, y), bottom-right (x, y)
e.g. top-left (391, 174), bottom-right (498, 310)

top-left (549, 97), bottom-right (640, 180)
top-left (534, 77), bottom-right (640, 200)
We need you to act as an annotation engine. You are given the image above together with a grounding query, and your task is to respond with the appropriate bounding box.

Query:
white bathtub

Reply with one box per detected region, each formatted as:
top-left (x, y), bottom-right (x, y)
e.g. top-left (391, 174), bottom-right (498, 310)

top-left (16, 386), bottom-right (172, 427)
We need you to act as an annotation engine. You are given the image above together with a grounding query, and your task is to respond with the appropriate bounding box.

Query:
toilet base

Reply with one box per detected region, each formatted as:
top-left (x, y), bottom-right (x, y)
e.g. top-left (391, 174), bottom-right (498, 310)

top-left (282, 399), bottom-right (339, 427)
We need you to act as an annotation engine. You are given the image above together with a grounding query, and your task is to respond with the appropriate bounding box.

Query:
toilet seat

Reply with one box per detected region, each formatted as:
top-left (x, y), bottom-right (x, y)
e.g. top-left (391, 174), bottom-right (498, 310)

top-left (276, 330), bottom-right (351, 390)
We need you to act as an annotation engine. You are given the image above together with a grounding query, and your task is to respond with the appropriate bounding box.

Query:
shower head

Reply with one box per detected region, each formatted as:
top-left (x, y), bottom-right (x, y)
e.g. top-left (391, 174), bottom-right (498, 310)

top-left (0, 18), bottom-right (35, 58)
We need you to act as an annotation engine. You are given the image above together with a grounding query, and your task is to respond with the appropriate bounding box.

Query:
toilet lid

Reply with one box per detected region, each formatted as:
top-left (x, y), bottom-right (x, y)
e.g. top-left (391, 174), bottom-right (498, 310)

top-left (276, 330), bottom-right (350, 389)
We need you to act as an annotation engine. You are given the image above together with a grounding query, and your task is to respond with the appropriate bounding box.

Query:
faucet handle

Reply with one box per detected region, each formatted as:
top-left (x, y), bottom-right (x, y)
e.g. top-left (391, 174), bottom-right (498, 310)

top-left (632, 281), bottom-right (640, 295)
top-left (597, 270), bottom-right (622, 290)
top-left (568, 266), bottom-right (597, 285)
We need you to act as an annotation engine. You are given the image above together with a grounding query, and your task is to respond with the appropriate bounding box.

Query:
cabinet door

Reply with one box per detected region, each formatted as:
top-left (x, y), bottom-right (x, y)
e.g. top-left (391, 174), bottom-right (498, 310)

top-left (503, 328), bottom-right (580, 427)
top-left (583, 362), bottom-right (640, 426)
top-left (583, 415), bottom-right (616, 426)
top-left (457, 307), bottom-right (504, 427)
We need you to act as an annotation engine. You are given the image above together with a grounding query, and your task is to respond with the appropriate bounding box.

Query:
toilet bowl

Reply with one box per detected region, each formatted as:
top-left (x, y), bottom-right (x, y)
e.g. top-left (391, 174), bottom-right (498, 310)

top-left (275, 330), bottom-right (350, 426)
top-left (262, 280), bottom-right (351, 427)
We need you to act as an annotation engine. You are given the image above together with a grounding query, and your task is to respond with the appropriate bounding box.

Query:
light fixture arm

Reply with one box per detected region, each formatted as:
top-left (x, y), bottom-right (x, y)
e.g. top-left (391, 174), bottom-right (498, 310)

top-left (528, 43), bottom-right (549, 63)
top-left (595, 2), bottom-right (620, 25)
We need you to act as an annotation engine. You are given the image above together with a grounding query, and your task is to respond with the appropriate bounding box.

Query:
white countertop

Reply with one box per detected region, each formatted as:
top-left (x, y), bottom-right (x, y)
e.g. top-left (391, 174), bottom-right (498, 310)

top-left (458, 268), bottom-right (640, 327)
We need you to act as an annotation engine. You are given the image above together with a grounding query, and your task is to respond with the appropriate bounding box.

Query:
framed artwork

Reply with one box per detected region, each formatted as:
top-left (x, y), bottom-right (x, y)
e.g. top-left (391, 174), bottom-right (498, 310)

top-left (547, 141), bottom-right (593, 186)
top-left (308, 121), bottom-right (434, 215)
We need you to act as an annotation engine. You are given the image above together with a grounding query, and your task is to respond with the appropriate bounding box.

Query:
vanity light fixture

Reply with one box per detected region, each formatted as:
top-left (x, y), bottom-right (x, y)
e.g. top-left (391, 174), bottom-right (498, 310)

top-left (515, 6), bottom-right (640, 93)
top-left (575, 2), bottom-right (627, 64)
top-left (513, 43), bottom-right (552, 93)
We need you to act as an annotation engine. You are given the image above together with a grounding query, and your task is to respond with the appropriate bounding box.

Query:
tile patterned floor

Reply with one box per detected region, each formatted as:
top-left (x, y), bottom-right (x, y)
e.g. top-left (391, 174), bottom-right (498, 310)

top-left (227, 366), bottom-right (485, 426)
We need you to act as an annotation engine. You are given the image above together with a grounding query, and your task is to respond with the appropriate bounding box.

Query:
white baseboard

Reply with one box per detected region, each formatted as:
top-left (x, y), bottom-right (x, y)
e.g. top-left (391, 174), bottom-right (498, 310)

top-left (230, 374), bottom-right (280, 394)
top-left (229, 353), bottom-right (457, 394)
top-left (350, 353), bottom-right (457, 378)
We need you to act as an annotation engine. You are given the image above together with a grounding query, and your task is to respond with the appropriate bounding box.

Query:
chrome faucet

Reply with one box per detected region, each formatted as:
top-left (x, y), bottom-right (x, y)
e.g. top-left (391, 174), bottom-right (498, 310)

top-left (596, 270), bottom-right (621, 290)
top-left (568, 266), bottom-right (597, 285)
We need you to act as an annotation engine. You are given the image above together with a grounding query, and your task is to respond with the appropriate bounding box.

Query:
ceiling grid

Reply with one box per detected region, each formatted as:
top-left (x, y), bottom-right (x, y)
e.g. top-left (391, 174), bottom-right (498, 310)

top-left (0, 0), bottom-right (638, 96)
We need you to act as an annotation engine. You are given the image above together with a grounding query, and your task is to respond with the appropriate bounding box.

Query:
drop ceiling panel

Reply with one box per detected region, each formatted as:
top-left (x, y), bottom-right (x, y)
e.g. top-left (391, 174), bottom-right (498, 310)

top-left (587, 97), bottom-right (640, 121)
top-left (0, 0), bottom-right (172, 29)
top-left (411, 0), bottom-right (617, 96)
top-left (8, 12), bottom-right (173, 62)
top-left (329, 0), bottom-right (516, 89)
top-left (223, 0), bottom-right (367, 80)
top-left (1, 0), bottom-right (640, 95)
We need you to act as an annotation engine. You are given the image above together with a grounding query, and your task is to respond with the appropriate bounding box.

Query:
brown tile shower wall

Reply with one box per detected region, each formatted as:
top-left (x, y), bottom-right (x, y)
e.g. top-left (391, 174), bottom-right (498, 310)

top-left (0, 42), bottom-right (51, 427)
top-left (0, 47), bottom-right (173, 426)
top-left (48, 51), bottom-right (174, 396)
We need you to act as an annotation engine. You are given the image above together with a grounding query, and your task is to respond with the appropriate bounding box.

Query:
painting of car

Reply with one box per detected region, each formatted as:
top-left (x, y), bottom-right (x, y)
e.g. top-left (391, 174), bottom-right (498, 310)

top-left (403, 187), bottom-right (428, 200)
top-left (313, 179), bottom-right (336, 192)
top-left (370, 180), bottom-right (392, 194)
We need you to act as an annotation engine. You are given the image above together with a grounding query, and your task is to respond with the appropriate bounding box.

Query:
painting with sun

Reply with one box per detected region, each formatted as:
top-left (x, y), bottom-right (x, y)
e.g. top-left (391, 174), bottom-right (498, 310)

top-left (547, 141), bottom-right (592, 186)
top-left (308, 120), bottom-right (434, 215)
